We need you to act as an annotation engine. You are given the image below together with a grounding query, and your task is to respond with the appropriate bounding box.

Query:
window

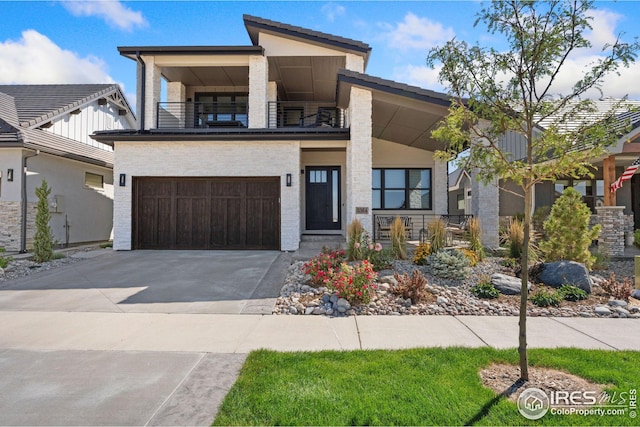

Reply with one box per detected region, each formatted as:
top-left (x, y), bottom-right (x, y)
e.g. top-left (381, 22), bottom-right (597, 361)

top-left (457, 193), bottom-right (465, 210)
top-left (85, 172), bottom-right (104, 190)
top-left (372, 168), bottom-right (432, 209)
top-left (195, 93), bottom-right (248, 127)
top-left (553, 178), bottom-right (604, 212)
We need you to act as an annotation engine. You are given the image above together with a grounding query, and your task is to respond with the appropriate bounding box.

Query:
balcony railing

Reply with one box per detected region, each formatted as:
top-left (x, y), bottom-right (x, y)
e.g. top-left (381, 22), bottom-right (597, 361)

top-left (157, 102), bottom-right (248, 129)
top-left (267, 101), bottom-right (346, 129)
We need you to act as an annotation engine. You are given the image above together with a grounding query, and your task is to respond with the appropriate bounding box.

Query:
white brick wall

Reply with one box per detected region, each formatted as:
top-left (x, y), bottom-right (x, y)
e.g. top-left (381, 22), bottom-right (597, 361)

top-left (471, 168), bottom-right (499, 248)
top-left (345, 53), bottom-right (365, 73)
top-left (142, 56), bottom-right (161, 130)
top-left (346, 86), bottom-right (373, 234)
top-left (249, 55), bottom-right (268, 128)
top-left (113, 140), bottom-right (301, 251)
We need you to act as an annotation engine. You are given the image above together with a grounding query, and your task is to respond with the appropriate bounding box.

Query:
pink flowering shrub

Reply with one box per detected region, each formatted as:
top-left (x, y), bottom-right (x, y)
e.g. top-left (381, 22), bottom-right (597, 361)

top-left (303, 249), bottom-right (345, 286)
top-left (325, 260), bottom-right (378, 305)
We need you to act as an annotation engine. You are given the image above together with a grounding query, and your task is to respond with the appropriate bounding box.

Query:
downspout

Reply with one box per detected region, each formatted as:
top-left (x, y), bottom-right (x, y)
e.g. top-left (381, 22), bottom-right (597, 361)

top-left (20, 149), bottom-right (39, 253)
top-left (135, 51), bottom-right (145, 131)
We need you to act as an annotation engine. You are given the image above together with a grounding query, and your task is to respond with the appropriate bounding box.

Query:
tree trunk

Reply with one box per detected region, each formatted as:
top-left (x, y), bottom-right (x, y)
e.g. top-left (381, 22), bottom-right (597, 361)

top-left (519, 184), bottom-right (532, 381)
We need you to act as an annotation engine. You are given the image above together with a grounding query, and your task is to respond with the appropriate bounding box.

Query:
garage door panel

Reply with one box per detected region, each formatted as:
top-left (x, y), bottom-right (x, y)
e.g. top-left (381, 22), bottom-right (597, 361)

top-left (134, 177), bottom-right (279, 250)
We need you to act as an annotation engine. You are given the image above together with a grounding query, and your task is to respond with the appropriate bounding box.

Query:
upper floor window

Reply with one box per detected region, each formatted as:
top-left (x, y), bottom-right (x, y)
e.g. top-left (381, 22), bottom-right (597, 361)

top-left (85, 172), bottom-right (104, 190)
top-left (195, 93), bottom-right (248, 127)
top-left (372, 168), bottom-right (432, 210)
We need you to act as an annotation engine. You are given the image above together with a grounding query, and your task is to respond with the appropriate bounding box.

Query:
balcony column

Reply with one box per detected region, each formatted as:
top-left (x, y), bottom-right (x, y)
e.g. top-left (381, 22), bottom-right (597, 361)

top-left (249, 55), bottom-right (268, 128)
top-left (167, 82), bottom-right (186, 127)
top-left (433, 159), bottom-right (448, 215)
top-left (345, 53), bottom-right (364, 73)
top-left (346, 86), bottom-right (373, 236)
top-left (470, 168), bottom-right (499, 248)
top-left (141, 56), bottom-right (161, 130)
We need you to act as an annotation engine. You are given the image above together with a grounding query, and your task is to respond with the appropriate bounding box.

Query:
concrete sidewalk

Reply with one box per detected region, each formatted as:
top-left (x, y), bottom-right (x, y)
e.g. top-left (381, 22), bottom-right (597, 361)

top-left (1, 311), bottom-right (638, 352)
top-left (1, 312), bottom-right (639, 426)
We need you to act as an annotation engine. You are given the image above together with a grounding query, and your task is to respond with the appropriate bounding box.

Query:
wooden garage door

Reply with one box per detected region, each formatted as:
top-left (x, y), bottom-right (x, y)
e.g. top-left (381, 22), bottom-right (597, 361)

top-left (133, 177), bottom-right (280, 250)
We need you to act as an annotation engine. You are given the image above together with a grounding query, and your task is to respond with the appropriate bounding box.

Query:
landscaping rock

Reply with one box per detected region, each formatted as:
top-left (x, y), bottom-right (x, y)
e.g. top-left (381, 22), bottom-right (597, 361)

top-left (594, 306), bottom-right (612, 315)
top-left (379, 275), bottom-right (398, 286)
top-left (436, 296), bottom-right (449, 305)
top-left (336, 298), bottom-right (351, 313)
top-left (289, 306), bottom-right (298, 315)
top-left (538, 261), bottom-right (592, 293)
top-left (608, 300), bottom-right (628, 307)
top-left (632, 289), bottom-right (640, 300)
top-left (304, 307), bottom-right (315, 315)
top-left (330, 295), bottom-right (339, 304)
top-left (377, 282), bottom-right (391, 292)
top-left (491, 273), bottom-right (531, 295)
top-left (613, 307), bottom-right (630, 317)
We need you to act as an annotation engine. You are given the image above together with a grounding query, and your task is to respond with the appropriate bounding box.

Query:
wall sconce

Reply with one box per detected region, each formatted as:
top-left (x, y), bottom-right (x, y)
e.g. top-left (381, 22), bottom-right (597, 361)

top-left (119, 173), bottom-right (126, 187)
top-left (7, 169), bottom-right (13, 181)
top-left (286, 173), bottom-right (292, 187)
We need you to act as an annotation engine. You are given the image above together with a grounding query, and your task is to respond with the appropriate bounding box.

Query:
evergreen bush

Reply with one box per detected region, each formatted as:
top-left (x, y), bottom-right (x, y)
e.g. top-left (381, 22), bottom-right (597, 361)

top-left (539, 187), bottom-right (601, 269)
top-left (33, 179), bottom-right (55, 263)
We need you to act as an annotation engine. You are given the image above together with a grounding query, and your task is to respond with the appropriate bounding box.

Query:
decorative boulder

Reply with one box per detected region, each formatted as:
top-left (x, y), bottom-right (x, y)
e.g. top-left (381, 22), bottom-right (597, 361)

top-left (491, 273), bottom-right (531, 295)
top-left (632, 289), bottom-right (640, 300)
top-left (538, 260), bottom-right (592, 294)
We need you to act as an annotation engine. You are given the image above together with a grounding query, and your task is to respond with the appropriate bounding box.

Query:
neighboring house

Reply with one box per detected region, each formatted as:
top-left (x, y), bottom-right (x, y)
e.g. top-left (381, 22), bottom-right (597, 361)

top-left (448, 168), bottom-right (471, 216)
top-left (0, 84), bottom-right (136, 252)
top-left (459, 99), bottom-right (640, 253)
top-left (92, 15), bottom-right (452, 251)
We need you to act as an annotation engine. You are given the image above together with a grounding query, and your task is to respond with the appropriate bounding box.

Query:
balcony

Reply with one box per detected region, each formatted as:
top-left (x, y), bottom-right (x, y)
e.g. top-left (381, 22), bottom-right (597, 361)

top-left (268, 102), bottom-right (346, 129)
top-left (157, 101), bottom-right (248, 129)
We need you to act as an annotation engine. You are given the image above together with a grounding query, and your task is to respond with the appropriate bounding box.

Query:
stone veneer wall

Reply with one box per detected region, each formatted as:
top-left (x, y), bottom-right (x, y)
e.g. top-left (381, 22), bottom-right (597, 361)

top-left (594, 206), bottom-right (626, 257)
top-left (0, 202), bottom-right (36, 252)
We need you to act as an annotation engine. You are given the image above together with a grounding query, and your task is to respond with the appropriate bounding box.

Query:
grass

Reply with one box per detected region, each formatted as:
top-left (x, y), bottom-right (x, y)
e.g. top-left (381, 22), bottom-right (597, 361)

top-left (213, 347), bottom-right (639, 426)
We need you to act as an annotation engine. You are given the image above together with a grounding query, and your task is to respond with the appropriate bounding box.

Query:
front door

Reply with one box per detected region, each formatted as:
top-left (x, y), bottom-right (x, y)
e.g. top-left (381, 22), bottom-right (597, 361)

top-left (305, 166), bottom-right (341, 230)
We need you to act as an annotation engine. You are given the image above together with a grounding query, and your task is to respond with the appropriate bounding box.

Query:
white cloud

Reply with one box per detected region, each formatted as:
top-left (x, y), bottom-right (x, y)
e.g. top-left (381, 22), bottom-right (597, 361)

top-left (585, 9), bottom-right (622, 54)
top-left (0, 30), bottom-right (115, 85)
top-left (393, 64), bottom-right (445, 91)
top-left (61, 0), bottom-right (147, 32)
top-left (321, 2), bottom-right (345, 22)
top-left (381, 12), bottom-right (455, 51)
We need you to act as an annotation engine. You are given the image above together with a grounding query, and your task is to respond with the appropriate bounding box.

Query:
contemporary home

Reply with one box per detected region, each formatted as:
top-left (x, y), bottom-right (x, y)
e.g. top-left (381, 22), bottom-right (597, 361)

top-left (0, 84), bottom-right (135, 252)
top-left (93, 15), bottom-right (453, 251)
top-left (454, 99), bottom-right (640, 254)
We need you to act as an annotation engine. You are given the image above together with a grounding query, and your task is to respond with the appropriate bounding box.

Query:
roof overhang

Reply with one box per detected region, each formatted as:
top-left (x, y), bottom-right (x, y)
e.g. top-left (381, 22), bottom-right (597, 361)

top-left (337, 70), bottom-right (453, 151)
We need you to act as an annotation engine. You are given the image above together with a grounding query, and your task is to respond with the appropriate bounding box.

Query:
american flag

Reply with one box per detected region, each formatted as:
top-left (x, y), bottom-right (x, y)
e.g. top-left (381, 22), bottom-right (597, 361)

top-left (611, 156), bottom-right (640, 193)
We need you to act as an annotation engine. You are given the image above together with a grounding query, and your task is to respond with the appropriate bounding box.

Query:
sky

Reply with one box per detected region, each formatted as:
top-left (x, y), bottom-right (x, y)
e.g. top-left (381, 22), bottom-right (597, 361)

top-left (2, 0), bottom-right (640, 113)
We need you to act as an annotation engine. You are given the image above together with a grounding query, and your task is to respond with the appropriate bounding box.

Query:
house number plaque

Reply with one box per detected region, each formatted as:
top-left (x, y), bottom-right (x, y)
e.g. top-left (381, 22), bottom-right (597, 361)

top-left (355, 207), bottom-right (368, 214)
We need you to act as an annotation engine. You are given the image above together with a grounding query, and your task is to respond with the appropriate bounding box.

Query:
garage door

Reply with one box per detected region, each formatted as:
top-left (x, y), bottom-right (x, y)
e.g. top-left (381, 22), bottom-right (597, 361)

top-left (133, 177), bottom-right (280, 250)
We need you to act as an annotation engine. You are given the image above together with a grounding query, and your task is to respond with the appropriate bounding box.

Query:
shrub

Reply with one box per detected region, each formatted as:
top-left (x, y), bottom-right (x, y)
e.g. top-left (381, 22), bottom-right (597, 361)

top-left (389, 216), bottom-right (407, 260)
top-left (326, 261), bottom-right (377, 305)
top-left (0, 247), bottom-right (13, 269)
top-left (392, 270), bottom-right (429, 304)
top-left (539, 187), bottom-right (601, 270)
top-left (303, 250), bottom-right (345, 287)
top-left (600, 273), bottom-right (633, 301)
top-left (33, 179), bottom-right (55, 263)
top-left (500, 257), bottom-right (519, 270)
top-left (466, 217), bottom-right (484, 261)
top-left (506, 218), bottom-right (524, 260)
top-left (558, 285), bottom-right (588, 302)
top-left (460, 248), bottom-right (479, 267)
top-left (427, 249), bottom-right (470, 280)
top-left (635, 230), bottom-right (640, 249)
top-left (428, 218), bottom-right (447, 254)
top-left (590, 247), bottom-right (610, 271)
top-left (412, 242), bottom-right (431, 265)
top-left (364, 244), bottom-right (393, 271)
top-left (530, 288), bottom-right (562, 307)
top-left (470, 277), bottom-right (500, 299)
top-left (346, 219), bottom-right (365, 261)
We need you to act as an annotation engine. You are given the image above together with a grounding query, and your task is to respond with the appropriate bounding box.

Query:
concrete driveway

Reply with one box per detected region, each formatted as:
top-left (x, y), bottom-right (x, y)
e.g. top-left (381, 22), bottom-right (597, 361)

top-left (0, 250), bottom-right (288, 314)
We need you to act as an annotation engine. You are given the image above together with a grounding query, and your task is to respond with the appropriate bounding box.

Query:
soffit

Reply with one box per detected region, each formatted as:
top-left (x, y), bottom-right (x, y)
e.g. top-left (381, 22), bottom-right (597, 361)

top-left (269, 56), bottom-right (345, 102)
top-left (161, 66), bottom-right (249, 87)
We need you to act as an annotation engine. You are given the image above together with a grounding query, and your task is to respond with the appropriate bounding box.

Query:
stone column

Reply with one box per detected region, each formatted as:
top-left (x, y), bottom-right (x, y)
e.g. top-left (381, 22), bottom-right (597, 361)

top-left (433, 159), bottom-right (448, 215)
top-left (248, 55), bottom-right (268, 128)
top-left (345, 53), bottom-right (364, 73)
top-left (595, 206), bottom-right (626, 257)
top-left (470, 169), bottom-right (499, 248)
top-left (346, 86), bottom-right (373, 235)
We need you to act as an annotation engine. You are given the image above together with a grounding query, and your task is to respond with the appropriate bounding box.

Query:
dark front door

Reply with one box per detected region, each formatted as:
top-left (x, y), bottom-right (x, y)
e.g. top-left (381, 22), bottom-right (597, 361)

top-left (305, 166), bottom-right (341, 230)
top-left (133, 177), bottom-right (280, 250)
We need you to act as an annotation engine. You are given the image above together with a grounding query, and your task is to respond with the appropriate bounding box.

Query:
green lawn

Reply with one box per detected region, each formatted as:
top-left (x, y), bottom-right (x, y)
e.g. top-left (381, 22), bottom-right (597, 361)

top-left (213, 347), bottom-right (639, 426)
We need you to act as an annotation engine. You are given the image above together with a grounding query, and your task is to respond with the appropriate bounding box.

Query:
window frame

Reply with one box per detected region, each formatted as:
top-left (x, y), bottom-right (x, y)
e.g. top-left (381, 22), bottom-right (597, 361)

top-left (84, 172), bottom-right (104, 190)
top-left (372, 168), bottom-right (432, 210)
